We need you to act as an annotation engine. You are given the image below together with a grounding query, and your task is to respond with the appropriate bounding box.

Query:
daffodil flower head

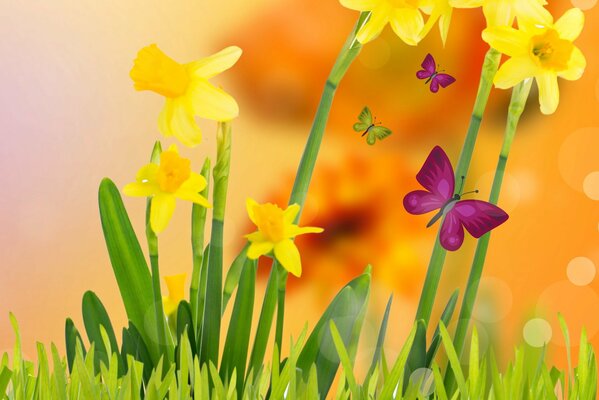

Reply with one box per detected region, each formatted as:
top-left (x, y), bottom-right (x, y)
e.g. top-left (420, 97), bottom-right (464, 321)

top-left (245, 198), bottom-right (323, 277)
top-left (162, 273), bottom-right (186, 316)
top-left (130, 44), bottom-right (242, 147)
top-left (419, 0), bottom-right (453, 45)
top-left (123, 144), bottom-right (211, 233)
top-left (482, 8), bottom-right (586, 114)
top-left (449, 0), bottom-right (548, 28)
top-left (340, 0), bottom-right (426, 45)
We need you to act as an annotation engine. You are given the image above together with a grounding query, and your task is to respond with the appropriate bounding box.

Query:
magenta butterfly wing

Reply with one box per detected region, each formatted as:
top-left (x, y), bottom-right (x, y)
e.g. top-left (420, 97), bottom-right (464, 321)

top-left (417, 53), bottom-right (436, 79)
top-left (439, 211), bottom-right (465, 251)
top-left (449, 200), bottom-right (509, 238)
top-left (403, 146), bottom-right (454, 214)
top-left (430, 73), bottom-right (456, 93)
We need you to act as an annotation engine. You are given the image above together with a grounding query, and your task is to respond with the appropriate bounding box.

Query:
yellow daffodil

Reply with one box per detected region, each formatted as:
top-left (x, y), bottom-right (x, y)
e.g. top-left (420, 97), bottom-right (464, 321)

top-left (123, 144), bottom-right (211, 233)
top-left (482, 8), bottom-right (586, 114)
top-left (130, 44), bottom-right (241, 147)
top-left (340, 0), bottom-right (426, 45)
top-left (244, 199), bottom-right (323, 277)
top-left (419, 0), bottom-right (453, 45)
top-left (449, 0), bottom-right (547, 27)
top-left (162, 273), bottom-right (186, 316)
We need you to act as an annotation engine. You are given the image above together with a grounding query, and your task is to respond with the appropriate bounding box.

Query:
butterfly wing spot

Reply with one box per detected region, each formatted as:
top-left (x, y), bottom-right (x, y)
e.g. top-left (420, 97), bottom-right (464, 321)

top-left (440, 211), bottom-right (465, 251)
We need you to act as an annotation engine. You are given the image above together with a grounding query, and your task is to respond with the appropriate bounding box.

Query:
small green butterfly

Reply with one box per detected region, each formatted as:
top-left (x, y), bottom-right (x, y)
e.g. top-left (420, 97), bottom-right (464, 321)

top-left (352, 106), bottom-right (392, 145)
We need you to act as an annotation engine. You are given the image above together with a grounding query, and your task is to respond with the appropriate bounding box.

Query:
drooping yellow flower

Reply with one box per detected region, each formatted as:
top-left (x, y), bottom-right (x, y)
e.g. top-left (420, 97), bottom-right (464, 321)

top-left (244, 199), bottom-right (323, 277)
top-left (130, 44), bottom-right (242, 147)
top-left (162, 273), bottom-right (186, 316)
top-left (419, 0), bottom-right (453, 45)
top-left (482, 8), bottom-right (586, 114)
top-left (123, 144), bottom-right (211, 233)
top-left (449, 0), bottom-right (548, 27)
top-left (340, 0), bottom-right (426, 45)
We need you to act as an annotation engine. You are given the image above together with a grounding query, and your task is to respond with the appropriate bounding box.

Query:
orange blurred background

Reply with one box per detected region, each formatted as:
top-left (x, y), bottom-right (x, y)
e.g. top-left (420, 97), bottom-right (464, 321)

top-left (1, 0), bottom-right (598, 374)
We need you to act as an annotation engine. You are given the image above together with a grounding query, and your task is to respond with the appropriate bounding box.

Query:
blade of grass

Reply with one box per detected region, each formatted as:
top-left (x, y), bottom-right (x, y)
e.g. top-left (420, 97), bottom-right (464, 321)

top-left (222, 245), bottom-right (248, 313)
top-left (329, 321), bottom-right (359, 399)
top-left (426, 289), bottom-right (459, 367)
top-left (365, 294), bottom-right (393, 388)
top-left (379, 323), bottom-right (418, 399)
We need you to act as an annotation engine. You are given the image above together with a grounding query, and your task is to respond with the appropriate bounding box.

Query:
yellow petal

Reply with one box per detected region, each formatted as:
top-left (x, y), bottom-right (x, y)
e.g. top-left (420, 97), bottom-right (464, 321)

top-left (245, 231), bottom-right (265, 242)
top-left (274, 240), bottom-right (302, 277)
top-left (246, 198), bottom-right (259, 225)
top-left (163, 298), bottom-right (179, 316)
top-left (482, 27), bottom-right (529, 57)
top-left (160, 98), bottom-right (203, 147)
top-left (247, 241), bottom-right (274, 259)
top-left (494, 57), bottom-right (539, 89)
top-left (164, 273), bottom-right (186, 302)
top-left (188, 46), bottom-right (242, 79)
top-left (536, 73), bottom-right (559, 115)
top-left (558, 46), bottom-right (586, 81)
top-left (176, 172), bottom-right (207, 195)
top-left (439, 8), bottom-right (453, 45)
top-left (150, 193), bottom-right (176, 233)
top-left (123, 182), bottom-right (158, 197)
top-left (482, 1), bottom-right (514, 28)
top-left (356, 6), bottom-right (390, 44)
top-left (189, 80), bottom-right (239, 121)
top-left (285, 225), bottom-right (324, 238)
top-left (283, 204), bottom-right (300, 224)
top-left (166, 144), bottom-right (179, 154)
top-left (514, 1), bottom-right (552, 27)
top-left (389, 8), bottom-right (424, 46)
top-left (448, 0), bottom-right (482, 8)
top-left (136, 163), bottom-right (159, 181)
top-left (339, 0), bottom-right (380, 11)
top-left (554, 8), bottom-right (584, 42)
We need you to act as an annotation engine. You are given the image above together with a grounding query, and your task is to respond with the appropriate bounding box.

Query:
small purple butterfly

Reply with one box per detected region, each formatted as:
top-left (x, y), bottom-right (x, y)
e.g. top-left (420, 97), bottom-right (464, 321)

top-left (417, 54), bottom-right (456, 93)
top-left (403, 146), bottom-right (508, 251)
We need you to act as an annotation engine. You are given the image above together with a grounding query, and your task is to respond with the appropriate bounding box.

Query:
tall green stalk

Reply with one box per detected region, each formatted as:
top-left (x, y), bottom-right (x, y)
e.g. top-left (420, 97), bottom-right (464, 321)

top-left (273, 12), bottom-right (369, 356)
top-left (414, 48), bottom-right (501, 326)
top-left (200, 121), bottom-right (232, 367)
top-left (145, 141), bottom-right (174, 365)
top-left (445, 79), bottom-right (533, 391)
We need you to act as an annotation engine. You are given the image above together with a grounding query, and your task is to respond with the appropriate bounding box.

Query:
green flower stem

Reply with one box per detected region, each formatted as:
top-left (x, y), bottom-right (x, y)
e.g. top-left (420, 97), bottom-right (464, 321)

top-left (446, 79), bottom-right (533, 391)
top-left (200, 121), bottom-right (232, 367)
top-left (190, 158), bottom-right (211, 332)
top-left (414, 48), bottom-right (501, 326)
top-left (146, 141), bottom-right (173, 365)
top-left (273, 12), bottom-right (369, 358)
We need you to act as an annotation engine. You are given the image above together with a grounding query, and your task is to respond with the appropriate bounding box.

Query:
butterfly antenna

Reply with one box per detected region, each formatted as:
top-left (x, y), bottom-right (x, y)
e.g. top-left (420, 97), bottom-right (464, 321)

top-left (461, 189), bottom-right (479, 197)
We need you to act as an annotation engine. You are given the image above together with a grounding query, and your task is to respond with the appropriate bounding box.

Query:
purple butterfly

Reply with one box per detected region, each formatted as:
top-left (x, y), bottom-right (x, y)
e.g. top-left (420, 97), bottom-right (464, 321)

top-left (417, 53), bottom-right (456, 93)
top-left (403, 146), bottom-right (509, 251)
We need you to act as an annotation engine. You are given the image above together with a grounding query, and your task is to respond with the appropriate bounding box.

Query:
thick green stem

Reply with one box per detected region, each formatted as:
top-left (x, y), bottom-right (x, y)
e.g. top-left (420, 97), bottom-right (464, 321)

top-left (446, 79), bottom-right (533, 391)
top-left (145, 142), bottom-right (173, 366)
top-left (273, 12), bottom-right (368, 357)
top-left (200, 122), bottom-right (232, 367)
top-left (414, 48), bottom-right (501, 326)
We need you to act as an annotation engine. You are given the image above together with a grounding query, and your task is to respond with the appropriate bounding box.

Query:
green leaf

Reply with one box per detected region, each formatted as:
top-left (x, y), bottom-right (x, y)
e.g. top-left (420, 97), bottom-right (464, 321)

top-left (329, 321), bottom-right (359, 399)
top-left (426, 289), bottom-right (459, 367)
top-left (222, 245), bottom-right (248, 313)
top-left (405, 319), bottom-right (427, 388)
top-left (82, 291), bottom-right (123, 375)
top-left (220, 258), bottom-right (256, 393)
top-left (365, 294), bottom-right (392, 388)
top-left (379, 323), bottom-right (418, 399)
top-left (0, 367), bottom-right (12, 396)
top-left (121, 322), bottom-right (153, 383)
top-left (98, 178), bottom-right (160, 363)
top-left (176, 301), bottom-right (196, 358)
top-left (439, 321), bottom-right (468, 398)
top-left (296, 267), bottom-right (371, 398)
top-left (65, 318), bottom-right (86, 373)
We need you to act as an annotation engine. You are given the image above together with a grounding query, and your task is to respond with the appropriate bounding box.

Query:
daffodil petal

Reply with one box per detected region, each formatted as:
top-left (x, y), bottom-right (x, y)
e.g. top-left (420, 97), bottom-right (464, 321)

top-left (177, 172), bottom-right (207, 194)
top-left (123, 182), bottom-right (158, 197)
top-left (482, 1), bottom-right (514, 28)
top-left (247, 241), bottom-right (274, 259)
top-left (189, 80), bottom-right (239, 121)
top-left (164, 273), bottom-right (186, 301)
top-left (514, 1), bottom-right (552, 27)
top-left (150, 193), bottom-right (176, 234)
top-left (163, 298), bottom-right (179, 316)
top-left (356, 7), bottom-right (390, 44)
top-left (136, 163), bottom-right (159, 181)
top-left (162, 99), bottom-right (203, 147)
top-left (554, 8), bottom-right (584, 42)
top-left (166, 144), bottom-right (179, 154)
top-left (158, 99), bottom-right (175, 138)
top-left (448, 0), bottom-right (482, 8)
top-left (283, 204), bottom-right (300, 224)
top-left (439, 8), bottom-right (453, 46)
top-left (389, 7), bottom-right (424, 46)
top-left (285, 225), bottom-right (324, 238)
top-left (246, 198), bottom-right (259, 225)
top-left (482, 27), bottom-right (529, 57)
top-left (494, 57), bottom-right (539, 89)
top-left (339, 0), bottom-right (380, 11)
top-left (245, 231), bottom-right (265, 242)
top-left (536, 73), bottom-right (560, 115)
top-left (274, 240), bottom-right (302, 277)
top-left (188, 46), bottom-right (242, 79)
top-left (558, 46), bottom-right (586, 81)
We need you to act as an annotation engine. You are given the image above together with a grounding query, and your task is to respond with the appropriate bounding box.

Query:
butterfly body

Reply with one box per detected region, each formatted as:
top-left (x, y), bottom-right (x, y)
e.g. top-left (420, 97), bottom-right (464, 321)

top-left (353, 106), bottom-right (392, 145)
top-left (417, 54), bottom-right (456, 93)
top-left (403, 146), bottom-right (508, 251)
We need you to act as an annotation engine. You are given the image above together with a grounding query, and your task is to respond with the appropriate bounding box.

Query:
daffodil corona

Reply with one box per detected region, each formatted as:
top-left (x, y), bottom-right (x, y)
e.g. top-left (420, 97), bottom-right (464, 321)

top-left (124, 144), bottom-right (211, 233)
top-left (340, 0), bottom-right (426, 45)
top-left (162, 274), bottom-right (186, 316)
top-left (482, 8), bottom-right (586, 114)
top-left (245, 199), bottom-right (323, 277)
top-left (130, 45), bottom-right (242, 147)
